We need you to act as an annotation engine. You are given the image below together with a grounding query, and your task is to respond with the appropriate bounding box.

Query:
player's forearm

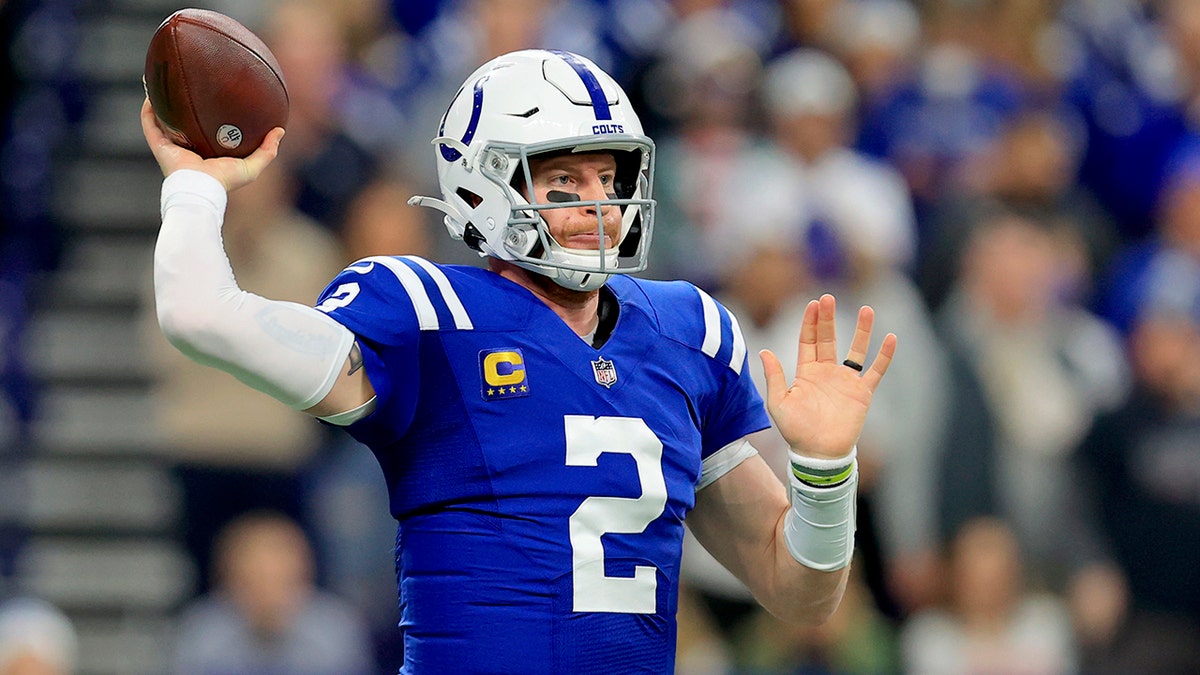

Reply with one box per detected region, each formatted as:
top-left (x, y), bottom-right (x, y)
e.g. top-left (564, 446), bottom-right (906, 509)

top-left (689, 453), bottom-right (851, 625)
top-left (154, 169), bottom-right (355, 410)
top-left (755, 448), bottom-right (858, 624)
top-left (762, 508), bottom-right (851, 625)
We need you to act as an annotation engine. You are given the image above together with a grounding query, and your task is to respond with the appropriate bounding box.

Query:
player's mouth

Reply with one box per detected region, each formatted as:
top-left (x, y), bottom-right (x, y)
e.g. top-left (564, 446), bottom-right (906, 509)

top-left (560, 231), bottom-right (614, 250)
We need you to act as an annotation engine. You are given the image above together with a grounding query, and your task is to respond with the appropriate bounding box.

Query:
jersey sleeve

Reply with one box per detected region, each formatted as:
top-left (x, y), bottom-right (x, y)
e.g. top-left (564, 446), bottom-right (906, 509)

top-left (645, 279), bottom-right (772, 462)
top-left (313, 257), bottom-right (427, 443)
top-left (696, 296), bottom-right (771, 459)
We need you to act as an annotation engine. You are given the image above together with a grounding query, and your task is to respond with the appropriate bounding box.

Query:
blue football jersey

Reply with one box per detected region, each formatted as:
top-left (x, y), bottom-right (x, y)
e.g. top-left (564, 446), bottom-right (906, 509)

top-left (314, 256), bottom-right (771, 674)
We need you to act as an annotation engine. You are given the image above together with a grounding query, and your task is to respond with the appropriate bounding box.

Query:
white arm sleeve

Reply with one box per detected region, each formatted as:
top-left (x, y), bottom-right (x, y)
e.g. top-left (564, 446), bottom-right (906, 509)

top-left (154, 169), bottom-right (355, 411)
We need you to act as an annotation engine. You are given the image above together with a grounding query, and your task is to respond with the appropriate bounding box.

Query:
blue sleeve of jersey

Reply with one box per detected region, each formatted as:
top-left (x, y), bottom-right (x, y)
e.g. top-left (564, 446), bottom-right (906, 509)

top-left (702, 349), bottom-right (770, 458)
top-left (313, 258), bottom-right (423, 444)
top-left (314, 259), bottom-right (423, 346)
top-left (641, 278), bottom-right (771, 459)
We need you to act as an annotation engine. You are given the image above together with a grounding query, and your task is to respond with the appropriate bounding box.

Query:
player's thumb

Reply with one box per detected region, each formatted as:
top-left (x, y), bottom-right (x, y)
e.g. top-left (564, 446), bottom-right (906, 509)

top-left (234, 127), bottom-right (284, 188)
top-left (759, 349), bottom-right (786, 407)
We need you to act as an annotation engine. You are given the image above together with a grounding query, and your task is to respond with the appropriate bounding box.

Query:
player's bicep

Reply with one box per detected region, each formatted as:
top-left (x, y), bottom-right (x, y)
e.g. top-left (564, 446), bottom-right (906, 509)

top-left (305, 341), bottom-right (378, 424)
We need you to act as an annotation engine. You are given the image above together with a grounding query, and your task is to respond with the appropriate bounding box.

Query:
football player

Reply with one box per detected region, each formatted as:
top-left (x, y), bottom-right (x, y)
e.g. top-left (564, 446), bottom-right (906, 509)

top-left (143, 49), bottom-right (896, 674)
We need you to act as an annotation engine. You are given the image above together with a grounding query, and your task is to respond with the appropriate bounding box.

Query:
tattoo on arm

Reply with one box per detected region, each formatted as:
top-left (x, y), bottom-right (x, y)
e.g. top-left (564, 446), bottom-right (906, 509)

top-left (347, 342), bottom-right (364, 376)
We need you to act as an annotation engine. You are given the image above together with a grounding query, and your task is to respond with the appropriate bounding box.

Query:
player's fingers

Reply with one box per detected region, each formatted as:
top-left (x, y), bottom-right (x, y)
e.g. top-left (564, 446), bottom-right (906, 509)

top-left (796, 299), bottom-right (819, 368)
top-left (234, 127), bottom-right (285, 187)
top-left (844, 305), bottom-right (874, 369)
top-left (815, 294), bottom-right (838, 363)
top-left (760, 349), bottom-right (787, 407)
top-left (860, 332), bottom-right (898, 393)
top-left (141, 99), bottom-right (171, 153)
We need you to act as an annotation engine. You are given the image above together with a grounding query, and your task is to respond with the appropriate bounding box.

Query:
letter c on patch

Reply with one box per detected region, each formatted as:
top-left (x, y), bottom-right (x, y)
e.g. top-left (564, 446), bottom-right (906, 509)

top-left (483, 350), bottom-right (526, 386)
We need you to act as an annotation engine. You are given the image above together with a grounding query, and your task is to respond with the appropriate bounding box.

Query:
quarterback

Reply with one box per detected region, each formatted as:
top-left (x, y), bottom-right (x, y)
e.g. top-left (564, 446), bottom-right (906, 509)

top-left (143, 49), bottom-right (896, 673)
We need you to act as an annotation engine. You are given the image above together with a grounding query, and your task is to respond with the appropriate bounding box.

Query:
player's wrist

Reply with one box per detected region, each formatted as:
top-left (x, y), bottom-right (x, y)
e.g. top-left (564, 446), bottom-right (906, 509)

top-left (161, 169), bottom-right (228, 222)
top-left (787, 446), bottom-right (856, 488)
top-left (783, 447), bottom-right (858, 572)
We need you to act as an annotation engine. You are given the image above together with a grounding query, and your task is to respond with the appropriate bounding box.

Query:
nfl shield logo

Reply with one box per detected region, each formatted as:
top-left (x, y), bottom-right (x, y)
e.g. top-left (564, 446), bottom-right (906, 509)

top-left (591, 356), bottom-right (618, 388)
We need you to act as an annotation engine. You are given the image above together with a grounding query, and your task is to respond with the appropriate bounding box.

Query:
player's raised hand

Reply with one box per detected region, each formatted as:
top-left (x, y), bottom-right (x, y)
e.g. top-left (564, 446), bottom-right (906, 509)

top-left (141, 98), bottom-right (283, 193)
top-left (760, 294), bottom-right (897, 460)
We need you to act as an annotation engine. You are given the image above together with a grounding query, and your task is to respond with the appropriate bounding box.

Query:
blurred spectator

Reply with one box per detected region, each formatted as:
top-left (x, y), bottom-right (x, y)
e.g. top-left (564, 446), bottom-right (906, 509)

top-left (920, 106), bottom-right (1118, 311)
top-left (1058, 0), bottom-right (1192, 239)
top-left (900, 517), bottom-right (1078, 675)
top-left (0, 0), bottom-right (79, 598)
top-left (338, 174), bottom-right (433, 264)
top-left (763, 47), bottom-right (918, 277)
top-left (251, 0), bottom-right (441, 271)
top-left (639, 8), bottom-right (780, 288)
top-left (142, 161), bottom-right (346, 592)
top-left (0, 0), bottom-right (76, 449)
top-left (174, 512), bottom-right (375, 675)
top-left (0, 596), bottom-right (77, 675)
top-left (609, 0), bottom-right (779, 136)
top-left (774, 0), bottom-right (850, 53)
top-left (1100, 149), bottom-right (1200, 334)
top-left (975, 0), bottom-right (1065, 97)
top-left (935, 209), bottom-right (1128, 593)
top-left (827, 0), bottom-right (921, 120)
top-left (260, 0), bottom-right (385, 235)
top-left (1072, 263), bottom-right (1200, 673)
top-left (855, 0), bottom-right (1027, 225)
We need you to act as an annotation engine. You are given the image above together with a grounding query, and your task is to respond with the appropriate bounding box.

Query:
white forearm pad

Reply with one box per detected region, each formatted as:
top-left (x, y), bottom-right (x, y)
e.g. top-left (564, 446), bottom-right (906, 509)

top-left (783, 453), bottom-right (858, 572)
top-left (154, 169), bottom-right (355, 410)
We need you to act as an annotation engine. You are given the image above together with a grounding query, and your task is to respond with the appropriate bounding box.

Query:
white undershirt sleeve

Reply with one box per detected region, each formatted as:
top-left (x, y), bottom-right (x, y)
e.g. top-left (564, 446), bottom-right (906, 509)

top-left (154, 169), bottom-right (355, 411)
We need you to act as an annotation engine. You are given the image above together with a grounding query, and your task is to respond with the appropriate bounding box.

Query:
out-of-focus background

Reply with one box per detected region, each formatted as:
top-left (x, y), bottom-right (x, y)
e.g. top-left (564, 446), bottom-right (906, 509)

top-left (4, 0), bottom-right (1200, 673)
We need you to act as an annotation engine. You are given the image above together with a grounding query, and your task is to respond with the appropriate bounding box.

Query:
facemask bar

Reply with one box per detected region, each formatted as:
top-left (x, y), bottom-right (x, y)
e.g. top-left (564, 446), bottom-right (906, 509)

top-left (480, 135), bottom-right (656, 276)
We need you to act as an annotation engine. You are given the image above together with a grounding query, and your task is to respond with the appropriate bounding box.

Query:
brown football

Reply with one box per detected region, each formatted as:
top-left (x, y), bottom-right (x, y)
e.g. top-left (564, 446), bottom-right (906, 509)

top-left (143, 8), bottom-right (288, 159)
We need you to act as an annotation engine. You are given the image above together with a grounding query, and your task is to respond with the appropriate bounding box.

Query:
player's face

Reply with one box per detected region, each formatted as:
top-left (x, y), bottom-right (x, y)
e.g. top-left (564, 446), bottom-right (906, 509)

top-left (527, 152), bottom-right (621, 250)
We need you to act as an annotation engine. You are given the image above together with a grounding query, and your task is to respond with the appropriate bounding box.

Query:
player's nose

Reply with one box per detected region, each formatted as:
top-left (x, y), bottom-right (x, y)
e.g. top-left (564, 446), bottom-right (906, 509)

top-left (577, 176), bottom-right (613, 213)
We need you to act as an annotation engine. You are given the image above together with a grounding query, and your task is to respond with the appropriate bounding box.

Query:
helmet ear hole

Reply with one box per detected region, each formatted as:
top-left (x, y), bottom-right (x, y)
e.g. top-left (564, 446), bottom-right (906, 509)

top-left (456, 187), bottom-right (484, 208)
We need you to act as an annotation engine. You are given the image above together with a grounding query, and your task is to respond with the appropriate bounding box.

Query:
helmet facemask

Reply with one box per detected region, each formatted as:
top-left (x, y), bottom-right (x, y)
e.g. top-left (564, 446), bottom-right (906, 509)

top-left (487, 137), bottom-right (655, 291)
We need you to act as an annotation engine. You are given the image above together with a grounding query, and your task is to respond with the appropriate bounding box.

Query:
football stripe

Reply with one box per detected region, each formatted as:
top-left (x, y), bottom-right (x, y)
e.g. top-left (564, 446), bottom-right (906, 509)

top-left (727, 310), bottom-right (746, 375)
top-left (697, 287), bottom-right (721, 359)
top-left (362, 256), bottom-right (440, 330)
top-left (404, 256), bottom-right (474, 330)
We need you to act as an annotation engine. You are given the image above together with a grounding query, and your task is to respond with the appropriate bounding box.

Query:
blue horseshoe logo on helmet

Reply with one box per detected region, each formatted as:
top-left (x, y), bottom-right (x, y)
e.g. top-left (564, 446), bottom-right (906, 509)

top-left (438, 75), bottom-right (489, 162)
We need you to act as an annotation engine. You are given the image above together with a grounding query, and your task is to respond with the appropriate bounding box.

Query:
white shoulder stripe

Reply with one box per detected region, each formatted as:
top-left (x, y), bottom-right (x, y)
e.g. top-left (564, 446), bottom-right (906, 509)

top-left (362, 256), bottom-right (440, 330)
top-left (404, 255), bottom-right (473, 330)
top-left (697, 287), bottom-right (721, 358)
top-left (726, 310), bottom-right (746, 375)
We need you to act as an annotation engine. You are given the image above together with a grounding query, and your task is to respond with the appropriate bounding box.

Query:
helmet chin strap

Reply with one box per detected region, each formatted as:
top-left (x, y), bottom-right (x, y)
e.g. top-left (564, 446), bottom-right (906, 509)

top-left (552, 268), bottom-right (609, 292)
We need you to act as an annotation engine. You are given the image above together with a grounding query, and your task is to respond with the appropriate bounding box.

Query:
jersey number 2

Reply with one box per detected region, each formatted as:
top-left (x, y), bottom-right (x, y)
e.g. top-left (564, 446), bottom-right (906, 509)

top-left (565, 415), bottom-right (667, 614)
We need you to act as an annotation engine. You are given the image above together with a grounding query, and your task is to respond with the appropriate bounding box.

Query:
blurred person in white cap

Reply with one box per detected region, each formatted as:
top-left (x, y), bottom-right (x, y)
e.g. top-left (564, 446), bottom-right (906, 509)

top-left (763, 46), bottom-right (951, 619)
top-left (829, 0), bottom-right (921, 107)
top-left (764, 47), bottom-right (917, 279)
top-left (0, 597), bottom-right (77, 675)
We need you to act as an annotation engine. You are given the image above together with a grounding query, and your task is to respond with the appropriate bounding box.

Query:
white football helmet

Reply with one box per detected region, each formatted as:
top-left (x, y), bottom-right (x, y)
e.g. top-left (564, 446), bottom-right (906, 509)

top-left (409, 49), bottom-right (656, 291)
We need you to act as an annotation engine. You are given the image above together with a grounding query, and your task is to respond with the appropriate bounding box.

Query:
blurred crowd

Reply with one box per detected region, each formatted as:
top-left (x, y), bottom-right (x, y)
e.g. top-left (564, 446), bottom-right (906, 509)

top-left (7, 0), bottom-right (1200, 673)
